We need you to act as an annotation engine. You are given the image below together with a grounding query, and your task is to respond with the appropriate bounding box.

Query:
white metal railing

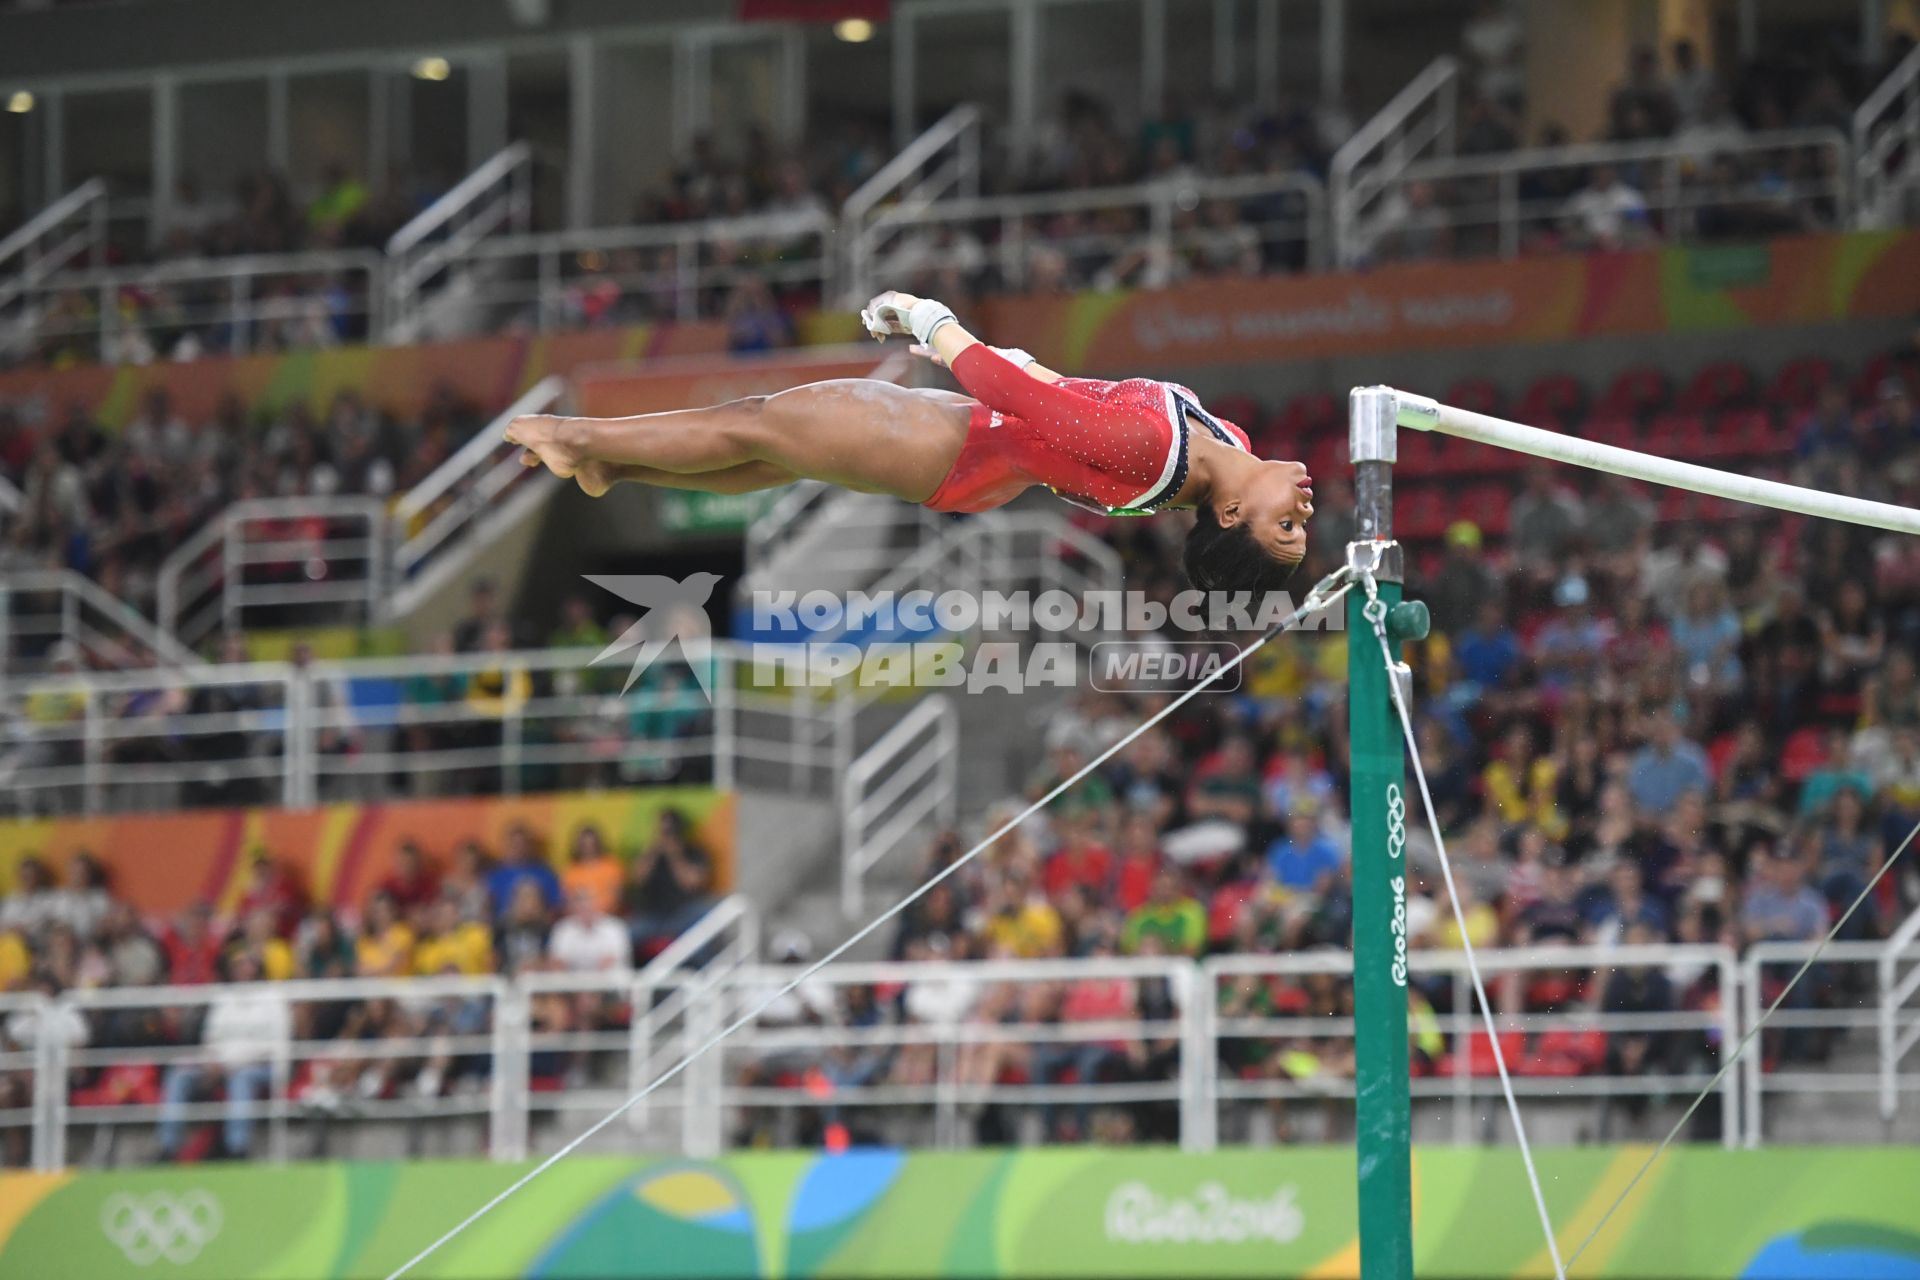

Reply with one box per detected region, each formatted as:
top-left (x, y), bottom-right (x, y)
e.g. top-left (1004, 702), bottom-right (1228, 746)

top-left (0, 179), bottom-right (108, 361)
top-left (795, 510), bottom-right (1126, 655)
top-left (410, 209), bottom-right (838, 336)
top-left (299, 643), bottom-right (725, 805)
top-left (7, 899), bottom-right (756, 1172)
top-left (0, 992), bottom-right (54, 1170)
top-left (1879, 906), bottom-right (1920, 1136)
top-left (492, 894), bottom-right (758, 1162)
top-left (384, 143), bottom-right (533, 342)
top-left (0, 640), bottom-right (860, 815)
top-left (1744, 930), bottom-right (1920, 1148)
top-left (1331, 54), bottom-right (1460, 266)
top-left (46, 973), bottom-right (512, 1170)
top-left (1855, 41), bottom-right (1920, 227)
top-left (0, 660), bottom-right (298, 816)
top-left (840, 104), bottom-right (983, 305)
top-left (844, 171), bottom-right (1327, 304)
top-left (1209, 943), bottom-right (1739, 1148)
top-left (390, 376), bottom-right (568, 614)
top-left (2, 248), bottom-right (383, 364)
top-left (1349, 128), bottom-right (1851, 263)
top-left (4, 929), bottom-right (1918, 1171)
top-left (143, 378), bottom-right (567, 633)
top-left (715, 955), bottom-right (1197, 1150)
top-left (157, 495), bottom-right (390, 650)
top-left (0, 568), bottom-right (201, 688)
top-left (840, 694), bottom-right (958, 915)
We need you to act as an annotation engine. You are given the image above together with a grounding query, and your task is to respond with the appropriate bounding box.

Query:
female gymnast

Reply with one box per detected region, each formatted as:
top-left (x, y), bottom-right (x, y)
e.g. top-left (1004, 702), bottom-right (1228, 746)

top-left (505, 291), bottom-right (1315, 593)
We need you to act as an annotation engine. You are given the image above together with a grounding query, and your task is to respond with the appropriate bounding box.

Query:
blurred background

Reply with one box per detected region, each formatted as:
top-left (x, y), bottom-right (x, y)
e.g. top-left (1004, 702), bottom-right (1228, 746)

top-left (0, 1), bottom-right (1918, 1277)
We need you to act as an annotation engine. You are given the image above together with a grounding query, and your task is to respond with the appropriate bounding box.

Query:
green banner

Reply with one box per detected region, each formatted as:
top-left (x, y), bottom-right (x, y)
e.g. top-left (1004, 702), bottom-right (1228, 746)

top-left (1, 1146), bottom-right (1916, 1279)
top-left (659, 489), bottom-right (780, 533)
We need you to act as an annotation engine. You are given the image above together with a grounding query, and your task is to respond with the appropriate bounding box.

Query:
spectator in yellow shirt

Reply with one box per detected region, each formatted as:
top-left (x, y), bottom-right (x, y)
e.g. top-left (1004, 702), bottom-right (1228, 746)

top-left (355, 890), bottom-right (416, 977)
top-left (979, 865), bottom-right (1063, 958)
top-left (0, 928), bottom-right (28, 991)
top-left (1434, 880), bottom-right (1500, 951)
top-left (1481, 722), bottom-right (1564, 838)
top-left (465, 622), bottom-right (532, 717)
top-left (238, 908), bottom-right (295, 981)
top-left (412, 896), bottom-right (495, 976)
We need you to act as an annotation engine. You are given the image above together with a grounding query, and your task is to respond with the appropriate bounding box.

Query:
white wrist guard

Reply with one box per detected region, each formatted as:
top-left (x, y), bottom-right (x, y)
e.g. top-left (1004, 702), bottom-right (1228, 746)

top-left (908, 298), bottom-right (958, 346)
top-left (991, 345), bottom-right (1037, 369)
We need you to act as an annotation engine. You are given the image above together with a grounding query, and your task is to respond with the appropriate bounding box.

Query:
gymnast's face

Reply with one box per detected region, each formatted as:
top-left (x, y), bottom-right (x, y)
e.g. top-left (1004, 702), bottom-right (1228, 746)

top-left (1226, 459), bottom-right (1315, 564)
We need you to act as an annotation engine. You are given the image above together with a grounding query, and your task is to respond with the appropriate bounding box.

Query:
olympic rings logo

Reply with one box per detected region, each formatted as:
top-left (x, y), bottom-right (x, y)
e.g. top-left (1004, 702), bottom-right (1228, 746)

top-left (1385, 783), bottom-right (1407, 861)
top-left (99, 1190), bottom-right (224, 1266)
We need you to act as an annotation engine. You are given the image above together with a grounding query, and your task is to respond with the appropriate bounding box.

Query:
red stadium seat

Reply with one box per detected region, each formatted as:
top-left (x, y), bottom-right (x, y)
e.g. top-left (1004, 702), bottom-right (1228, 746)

top-left (1396, 429), bottom-right (1440, 477)
top-left (1778, 726), bottom-right (1829, 781)
top-left (71, 1063), bottom-right (162, 1108)
top-left (1306, 435), bottom-right (1345, 481)
top-left (1656, 488), bottom-right (1695, 524)
top-left (1452, 439), bottom-right (1507, 477)
top-left (1582, 417), bottom-right (1642, 451)
top-left (1675, 361), bottom-right (1754, 414)
top-left (1210, 395), bottom-right (1263, 436)
top-left (1275, 392), bottom-right (1341, 438)
top-left (1398, 487), bottom-right (1451, 540)
top-left (1462, 484), bottom-right (1512, 536)
top-left (1516, 373), bottom-right (1585, 427)
top-left (1706, 409), bottom-right (1781, 461)
top-left (1644, 413), bottom-right (1709, 461)
top-left (1851, 353), bottom-right (1895, 404)
top-left (1595, 367), bottom-right (1672, 421)
top-left (1524, 1028), bottom-right (1606, 1076)
top-left (1768, 356), bottom-right (1834, 410)
top-left (1463, 1030), bottom-right (1527, 1077)
top-left (1442, 377), bottom-right (1505, 417)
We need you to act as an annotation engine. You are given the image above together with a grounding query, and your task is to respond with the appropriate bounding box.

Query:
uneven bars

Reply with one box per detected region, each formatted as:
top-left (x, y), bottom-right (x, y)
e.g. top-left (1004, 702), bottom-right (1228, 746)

top-left (1380, 387), bottom-right (1920, 537)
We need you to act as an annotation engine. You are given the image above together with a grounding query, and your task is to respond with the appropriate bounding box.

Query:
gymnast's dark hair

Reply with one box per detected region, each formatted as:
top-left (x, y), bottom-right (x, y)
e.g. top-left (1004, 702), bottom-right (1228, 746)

top-left (1182, 501), bottom-right (1302, 598)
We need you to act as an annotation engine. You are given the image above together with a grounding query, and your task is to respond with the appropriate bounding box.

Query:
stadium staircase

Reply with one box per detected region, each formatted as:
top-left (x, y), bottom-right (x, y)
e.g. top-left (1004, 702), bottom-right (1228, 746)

top-left (1857, 42), bottom-right (1920, 229)
top-left (741, 486), bottom-right (1118, 956)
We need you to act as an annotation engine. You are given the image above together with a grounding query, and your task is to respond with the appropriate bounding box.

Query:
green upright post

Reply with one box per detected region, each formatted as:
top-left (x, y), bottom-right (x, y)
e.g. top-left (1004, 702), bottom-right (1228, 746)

top-left (1347, 386), bottom-right (1413, 1280)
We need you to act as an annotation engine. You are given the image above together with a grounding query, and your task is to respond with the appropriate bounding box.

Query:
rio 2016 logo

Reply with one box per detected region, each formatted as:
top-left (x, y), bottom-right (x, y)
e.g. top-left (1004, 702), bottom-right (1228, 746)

top-left (1387, 783), bottom-right (1408, 988)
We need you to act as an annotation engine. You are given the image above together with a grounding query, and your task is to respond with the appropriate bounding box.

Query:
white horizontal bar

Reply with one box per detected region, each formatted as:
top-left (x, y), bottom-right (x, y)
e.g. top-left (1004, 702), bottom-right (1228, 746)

top-left (1387, 389), bottom-right (1920, 537)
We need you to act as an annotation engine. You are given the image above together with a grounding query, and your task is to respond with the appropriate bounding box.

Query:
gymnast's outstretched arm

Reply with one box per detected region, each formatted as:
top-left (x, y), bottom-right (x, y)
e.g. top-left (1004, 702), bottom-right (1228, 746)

top-left (867, 290), bottom-right (1103, 426)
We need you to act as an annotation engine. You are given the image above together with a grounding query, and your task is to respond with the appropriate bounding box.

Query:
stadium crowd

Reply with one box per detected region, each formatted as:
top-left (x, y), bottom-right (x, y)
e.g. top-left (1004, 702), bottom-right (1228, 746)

top-left (4, 317), bottom-right (1920, 1159)
top-left (15, 168), bottom-right (431, 370)
top-left (734, 345), bottom-right (1920, 1148)
top-left (0, 383), bottom-right (483, 621)
top-left (8, 10), bottom-right (1911, 364)
top-left (0, 810), bottom-right (717, 1165)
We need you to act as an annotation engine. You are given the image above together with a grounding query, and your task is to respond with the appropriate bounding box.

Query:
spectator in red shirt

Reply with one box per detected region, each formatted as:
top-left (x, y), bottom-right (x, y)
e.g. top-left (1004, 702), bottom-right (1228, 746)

top-left (162, 902), bottom-right (223, 985)
top-left (235, 854), bottom-right (308, 940)
top-left (1043, 812), bottom-right (1114, 901)
top-left (375, 840), bottom-right (441, 923)
top-left (1105, 817), bottom-right (1159, 917)
top-left (1113, 811), bottom-right (1164, 913)
top-left (1048, 924), bottom-right (1138, 1138)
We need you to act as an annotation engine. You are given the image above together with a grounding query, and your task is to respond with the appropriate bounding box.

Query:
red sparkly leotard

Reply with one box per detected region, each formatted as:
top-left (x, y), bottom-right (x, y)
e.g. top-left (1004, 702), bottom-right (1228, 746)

top-left (922, 344), bottom-right (1253, 516)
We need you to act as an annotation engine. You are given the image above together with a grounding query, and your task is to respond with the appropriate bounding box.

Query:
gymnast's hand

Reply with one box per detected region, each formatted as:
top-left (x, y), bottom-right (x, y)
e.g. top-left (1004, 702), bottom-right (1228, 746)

top-left (860, 290), bottom-right (923, 340)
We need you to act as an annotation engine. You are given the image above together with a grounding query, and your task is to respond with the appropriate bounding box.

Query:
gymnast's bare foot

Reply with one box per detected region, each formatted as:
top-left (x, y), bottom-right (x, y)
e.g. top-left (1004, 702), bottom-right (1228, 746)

top-left (505, 414), bottom-right (584, 481)
top-left (574, 459), bottom-right (617, 498)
